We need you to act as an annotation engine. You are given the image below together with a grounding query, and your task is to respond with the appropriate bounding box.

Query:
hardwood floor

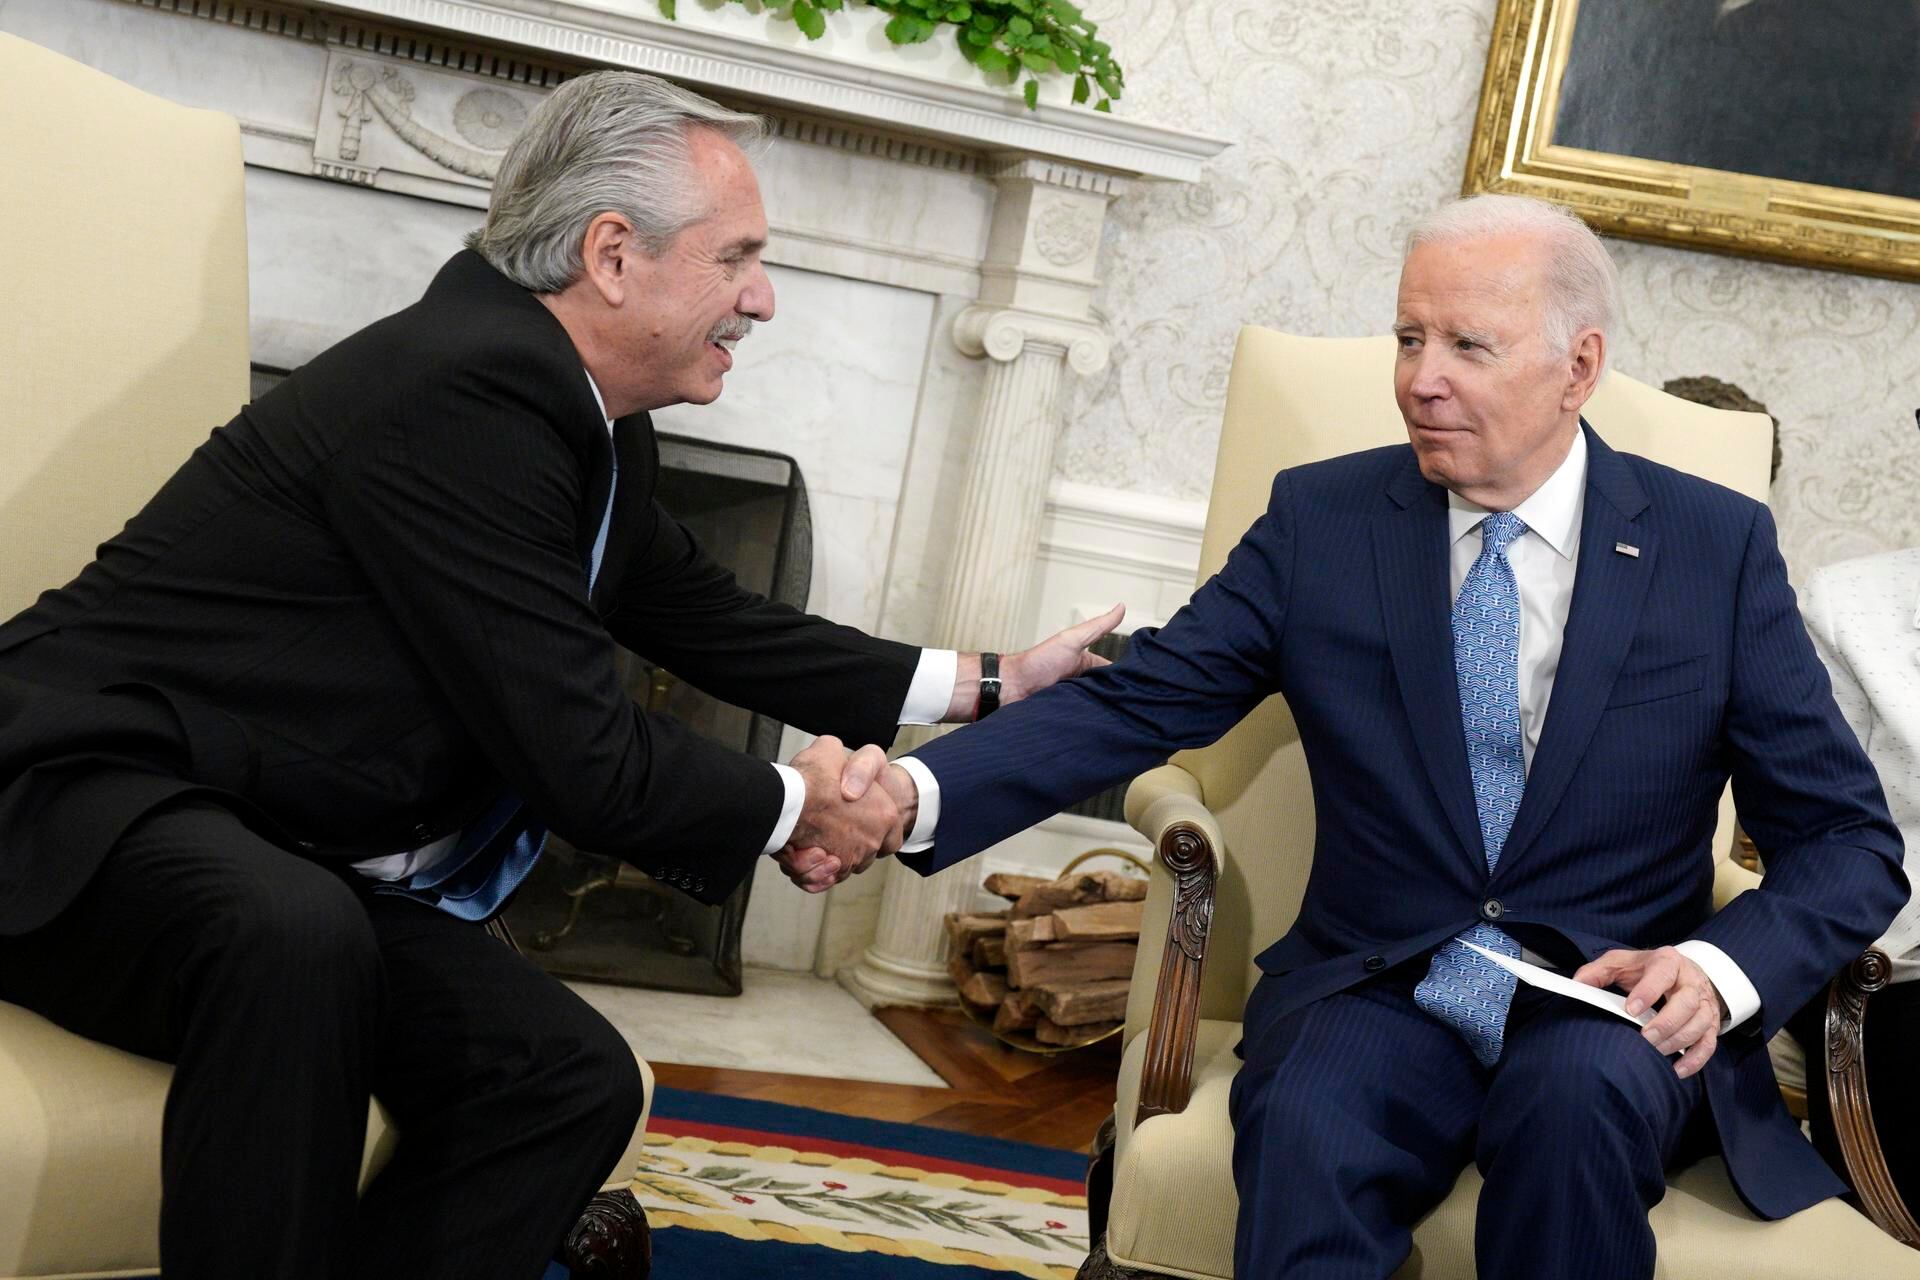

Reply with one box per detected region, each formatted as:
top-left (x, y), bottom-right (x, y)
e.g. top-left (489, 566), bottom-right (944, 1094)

top-left (651, 1005), bottom-right (1122, 1154)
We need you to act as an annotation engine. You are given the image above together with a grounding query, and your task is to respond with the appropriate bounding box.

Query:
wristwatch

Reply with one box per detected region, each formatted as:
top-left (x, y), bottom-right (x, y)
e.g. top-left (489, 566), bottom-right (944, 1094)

top-left (976, 652), bottom-right (1001, 721)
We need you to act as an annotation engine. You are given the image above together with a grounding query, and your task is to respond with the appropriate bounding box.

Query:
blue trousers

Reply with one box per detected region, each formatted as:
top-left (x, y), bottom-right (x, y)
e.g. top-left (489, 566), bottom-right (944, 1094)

top-left (1228, 973), bottom-right (1708, 1280)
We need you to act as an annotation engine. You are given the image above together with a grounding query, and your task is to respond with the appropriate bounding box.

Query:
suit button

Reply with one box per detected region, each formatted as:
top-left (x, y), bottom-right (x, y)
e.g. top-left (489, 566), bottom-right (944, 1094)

top-left (1481, 898), bottom-right (1504, 921)
top-left (411, 822), bottom-right (432, 842)
top-left (690, 877), bottom-right (707, 895)
top-left (1363, 955), bottom-right (1386, 973)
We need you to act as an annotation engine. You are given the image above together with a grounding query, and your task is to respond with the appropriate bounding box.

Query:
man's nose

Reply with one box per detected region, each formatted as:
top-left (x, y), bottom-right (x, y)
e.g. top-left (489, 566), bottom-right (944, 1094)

top-left (740, 263), bottom-right (774, 322)
top-left (1406, 350), bottom-right (1449, 399)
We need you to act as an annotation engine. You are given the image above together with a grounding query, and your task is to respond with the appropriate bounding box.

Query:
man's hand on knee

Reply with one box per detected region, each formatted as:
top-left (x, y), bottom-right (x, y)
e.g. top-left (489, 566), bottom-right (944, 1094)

top-left (1572, 946), bottom-right (1723, 1078)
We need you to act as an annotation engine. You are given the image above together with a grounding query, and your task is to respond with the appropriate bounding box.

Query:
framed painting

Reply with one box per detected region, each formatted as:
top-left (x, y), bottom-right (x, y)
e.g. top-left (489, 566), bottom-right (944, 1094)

top-left (1463, 0), bottom-right (1920, 282)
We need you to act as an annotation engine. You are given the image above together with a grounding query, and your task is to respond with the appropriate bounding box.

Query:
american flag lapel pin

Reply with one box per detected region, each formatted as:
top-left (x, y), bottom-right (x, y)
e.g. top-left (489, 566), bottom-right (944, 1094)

top-left (1614, 541), bottom-right (1641, 558)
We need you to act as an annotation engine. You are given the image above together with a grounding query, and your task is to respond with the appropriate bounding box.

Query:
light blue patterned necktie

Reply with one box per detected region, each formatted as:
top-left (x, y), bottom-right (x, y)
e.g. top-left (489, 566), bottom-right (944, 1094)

top-left (1414, 510), bottom-right (1528, 1067)
top-left (383, 442), bottom-right (619, 921)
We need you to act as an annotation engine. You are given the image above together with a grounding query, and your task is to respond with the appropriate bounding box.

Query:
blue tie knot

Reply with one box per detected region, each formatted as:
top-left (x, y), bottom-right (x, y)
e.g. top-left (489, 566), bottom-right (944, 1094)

top-left (1479, 511), bottom-right (1527, 557)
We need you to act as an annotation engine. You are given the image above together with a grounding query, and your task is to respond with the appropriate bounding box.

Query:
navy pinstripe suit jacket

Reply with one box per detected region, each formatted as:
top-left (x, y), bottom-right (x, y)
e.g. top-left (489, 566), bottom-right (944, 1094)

top-left (906, 423), bottom-right (1906, 1218)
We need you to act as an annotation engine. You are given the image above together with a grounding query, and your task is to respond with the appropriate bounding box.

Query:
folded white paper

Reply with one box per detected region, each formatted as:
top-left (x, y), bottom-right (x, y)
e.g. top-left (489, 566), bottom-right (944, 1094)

top-left (1460, 940), bottom-right (1655, 1029)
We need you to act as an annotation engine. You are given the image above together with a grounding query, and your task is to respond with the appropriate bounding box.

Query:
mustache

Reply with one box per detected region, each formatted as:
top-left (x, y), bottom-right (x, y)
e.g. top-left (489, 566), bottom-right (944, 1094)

top-left (707, 315), bottom-right (754, 344)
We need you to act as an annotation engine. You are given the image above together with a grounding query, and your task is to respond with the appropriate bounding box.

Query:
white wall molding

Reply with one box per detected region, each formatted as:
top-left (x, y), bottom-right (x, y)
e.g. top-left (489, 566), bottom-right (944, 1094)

top-left (1023, 478), bottom-right (1205, 639)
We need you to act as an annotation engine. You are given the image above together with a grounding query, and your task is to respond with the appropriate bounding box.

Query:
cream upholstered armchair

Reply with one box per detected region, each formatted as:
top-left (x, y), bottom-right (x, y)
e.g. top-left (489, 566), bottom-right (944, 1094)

top-left (1079, 327), bottom-right (1920, 1280)
top-left (0, 34), bottom-right (651, 1279)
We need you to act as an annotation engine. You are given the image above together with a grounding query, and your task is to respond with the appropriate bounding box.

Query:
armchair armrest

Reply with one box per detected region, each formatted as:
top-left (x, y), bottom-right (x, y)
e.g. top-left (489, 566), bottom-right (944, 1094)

top-left (1125, 765), bottom-right (1224, 1126)
top-left (1825, 948), bottom-right (1920, 1248)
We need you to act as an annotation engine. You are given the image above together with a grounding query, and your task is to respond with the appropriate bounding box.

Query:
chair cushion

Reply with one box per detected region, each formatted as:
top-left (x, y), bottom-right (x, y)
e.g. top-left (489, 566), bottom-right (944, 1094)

top-left (1107, 1019), bottom-right (1920, 1279)
top-left (0, 999), bottom-right (653, 1280)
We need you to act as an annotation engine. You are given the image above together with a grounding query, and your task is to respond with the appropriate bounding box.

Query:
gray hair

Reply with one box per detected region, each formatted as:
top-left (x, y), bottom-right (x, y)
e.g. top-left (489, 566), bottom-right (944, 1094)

top-left (1404, 193), bottom-right (1621, 363)
top-left (467, 71), bottom-right (767, 293)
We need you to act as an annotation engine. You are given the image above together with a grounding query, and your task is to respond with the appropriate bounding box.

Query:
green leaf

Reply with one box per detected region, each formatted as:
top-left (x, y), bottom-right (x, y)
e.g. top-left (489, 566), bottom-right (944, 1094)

top-left (1023, 77), bottom-right (1039, 109)
top-left (972, 11), bottom-right (995, 29)
top-left (1050, 0), bottom-right (1081, 19)
top-left (659, 0), bottom-right (676, 17)
top-left (965, 26), bottom-right (990, 44)
top-left (791, 0), bottom-right (826, 38)
top-left (1006, 14), bottom-right (1032, 35)
top-left (818, 0), bottom-right (843, 9)
top-left (884, 11), bottom-right (936, 41)
top-left (1019, 49), bottom-right (1053, 74)
top-left (1094, 97), bottom-right (1111, 111)
top-left (948, 2), bottom-right (971, 18)
top-left (1088, 38), bottom-right (1110, 55)
top-left (974, 46), bottom-right (1011, 72)
top-left (1095, 66), bottom-right (1121, 96)
top-left (1052, 43), bottom-right (1080, 72)
top-left (1072, 72), bottom-right (1089, 103)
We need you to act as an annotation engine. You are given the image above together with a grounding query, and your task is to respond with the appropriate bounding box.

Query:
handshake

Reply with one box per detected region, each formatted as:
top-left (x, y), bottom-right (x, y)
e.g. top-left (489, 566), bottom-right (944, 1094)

top-left (764, 603), bottom-right (1126, 893)
top-left (771, 736), bottom-right (916, 893)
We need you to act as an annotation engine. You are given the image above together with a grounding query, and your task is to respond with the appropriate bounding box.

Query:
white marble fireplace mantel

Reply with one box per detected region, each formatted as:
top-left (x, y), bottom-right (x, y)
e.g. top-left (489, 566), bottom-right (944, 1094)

top-left (2, 0), bottom-right (1227, 996)
top-left (300, 0), bottom-right (1222, 182)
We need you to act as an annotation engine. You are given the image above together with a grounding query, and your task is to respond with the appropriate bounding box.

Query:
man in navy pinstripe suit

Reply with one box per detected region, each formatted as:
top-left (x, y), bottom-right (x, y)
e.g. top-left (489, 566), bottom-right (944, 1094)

top-left (852, 195), bottom-right (1907, 1278)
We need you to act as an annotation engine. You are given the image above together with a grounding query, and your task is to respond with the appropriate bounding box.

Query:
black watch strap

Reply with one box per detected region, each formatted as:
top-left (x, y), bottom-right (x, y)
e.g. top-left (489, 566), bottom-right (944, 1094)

top-left (976, 652), bottom-right (1001, 721)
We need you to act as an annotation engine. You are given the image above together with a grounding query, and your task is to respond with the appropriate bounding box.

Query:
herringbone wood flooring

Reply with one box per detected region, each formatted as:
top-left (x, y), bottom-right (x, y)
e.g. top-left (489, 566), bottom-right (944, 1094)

top-left (651, 1006), bottom-right (1122, 1153)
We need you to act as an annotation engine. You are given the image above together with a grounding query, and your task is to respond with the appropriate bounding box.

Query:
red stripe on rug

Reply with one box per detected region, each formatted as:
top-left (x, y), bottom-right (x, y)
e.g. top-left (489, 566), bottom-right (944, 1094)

top-left (647, 1117), bottom-right (1086, 1196)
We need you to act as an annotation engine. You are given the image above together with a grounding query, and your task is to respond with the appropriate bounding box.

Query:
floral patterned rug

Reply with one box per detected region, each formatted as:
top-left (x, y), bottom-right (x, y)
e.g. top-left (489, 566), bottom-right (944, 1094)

top-left (634, 1087), bottom-right (1093, 1278)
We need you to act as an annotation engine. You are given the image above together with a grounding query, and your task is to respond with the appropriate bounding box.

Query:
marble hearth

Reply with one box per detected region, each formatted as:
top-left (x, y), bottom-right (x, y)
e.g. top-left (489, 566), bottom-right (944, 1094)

top-left (0, 0), bottom-right (1225, 993)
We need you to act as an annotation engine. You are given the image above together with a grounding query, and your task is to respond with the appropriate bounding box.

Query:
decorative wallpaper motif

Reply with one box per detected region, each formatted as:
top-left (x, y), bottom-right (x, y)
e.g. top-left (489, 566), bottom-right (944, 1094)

top-left (1062, 0), bottom-right (1920, 573)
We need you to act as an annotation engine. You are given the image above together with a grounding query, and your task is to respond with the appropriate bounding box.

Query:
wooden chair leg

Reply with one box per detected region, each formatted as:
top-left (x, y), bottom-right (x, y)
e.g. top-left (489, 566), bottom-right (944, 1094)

top-left (560, 1189), bottom-right (653, 1279)
top-left (1826, 948), bottom-right (1920, 1248)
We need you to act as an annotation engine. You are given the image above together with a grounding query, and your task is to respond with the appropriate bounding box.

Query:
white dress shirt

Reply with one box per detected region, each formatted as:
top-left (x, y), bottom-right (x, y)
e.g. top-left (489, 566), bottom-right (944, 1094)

top-left (904, 428), bottom-right (1761, 1028)
top-left (352, 371), bottom-right (957, 881)
top-left (1800, 546), bottom-right (1920, 983)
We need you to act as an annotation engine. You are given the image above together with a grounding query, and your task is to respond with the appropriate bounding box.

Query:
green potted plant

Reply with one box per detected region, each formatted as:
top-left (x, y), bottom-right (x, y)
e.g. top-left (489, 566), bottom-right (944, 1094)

top-left (656, 0), bottom-right (1124, 110)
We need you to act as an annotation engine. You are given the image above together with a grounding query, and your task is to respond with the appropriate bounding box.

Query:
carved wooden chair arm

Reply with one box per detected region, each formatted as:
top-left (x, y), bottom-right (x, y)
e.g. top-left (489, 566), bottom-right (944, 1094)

top-left (1124, 765), bottom-right (1224, 1126)
top-left (1825, 947), bottom-right (1919, 1248)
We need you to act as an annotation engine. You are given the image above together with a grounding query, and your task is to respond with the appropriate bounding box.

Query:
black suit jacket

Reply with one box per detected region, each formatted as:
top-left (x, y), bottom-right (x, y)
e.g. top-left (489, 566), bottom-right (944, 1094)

top-left (0, 250), bottom-right (919, 933)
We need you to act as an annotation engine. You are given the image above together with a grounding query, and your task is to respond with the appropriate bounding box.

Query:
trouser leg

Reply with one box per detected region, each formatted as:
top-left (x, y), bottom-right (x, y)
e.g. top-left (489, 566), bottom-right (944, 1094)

top-left (1228, 975), bottom-right (1486, 1280)
top-left (0, 799), bottom-right (382, 1280)
top-left (352, 892), bottom-right (647, 1280)
top-left (1475, 996), bottom-right (1705, 1280)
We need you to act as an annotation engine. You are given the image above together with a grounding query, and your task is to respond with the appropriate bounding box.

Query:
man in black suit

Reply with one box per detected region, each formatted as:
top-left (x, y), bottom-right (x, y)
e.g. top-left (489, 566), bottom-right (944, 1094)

top-left (0, 71), bottom-right (1114, 1279)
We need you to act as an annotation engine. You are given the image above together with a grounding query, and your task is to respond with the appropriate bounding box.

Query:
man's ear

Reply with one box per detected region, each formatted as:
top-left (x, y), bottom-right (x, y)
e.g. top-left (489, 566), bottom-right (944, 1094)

top-left (578, 213), bottom-right (637, 307)
top-left (1563, 328), bottom-right (1606, 412)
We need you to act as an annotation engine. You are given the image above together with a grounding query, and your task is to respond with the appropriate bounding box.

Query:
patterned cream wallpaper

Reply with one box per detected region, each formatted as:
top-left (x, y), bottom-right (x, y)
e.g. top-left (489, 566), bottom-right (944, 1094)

top-left (1060, 0), bottom-right (1920, 573)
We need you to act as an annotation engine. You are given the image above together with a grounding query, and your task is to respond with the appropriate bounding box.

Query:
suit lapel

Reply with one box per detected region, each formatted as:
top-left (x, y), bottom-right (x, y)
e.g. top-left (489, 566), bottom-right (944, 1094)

top-left (1498, 426), bottom-right (1657, 871)
top-left (1373, 454), bottom-right (1487, 872)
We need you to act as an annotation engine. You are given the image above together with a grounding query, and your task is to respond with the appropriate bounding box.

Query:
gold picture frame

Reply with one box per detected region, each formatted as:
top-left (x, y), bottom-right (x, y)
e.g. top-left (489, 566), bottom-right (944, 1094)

top-left (1463, 0), bottom-right (1920, 282)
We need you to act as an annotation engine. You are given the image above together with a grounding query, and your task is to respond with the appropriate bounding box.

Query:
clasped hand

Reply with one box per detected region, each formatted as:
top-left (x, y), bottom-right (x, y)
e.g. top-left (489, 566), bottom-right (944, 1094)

top-left (770, 736), bottom-right (913, 893)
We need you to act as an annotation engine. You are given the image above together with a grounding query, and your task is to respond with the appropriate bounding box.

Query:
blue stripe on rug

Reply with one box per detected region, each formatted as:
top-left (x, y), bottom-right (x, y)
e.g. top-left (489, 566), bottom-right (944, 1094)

top-left (647, 1085), bottom-right (1088, 1183)
top-left (650, 1220), bottom-right (1023, 1278)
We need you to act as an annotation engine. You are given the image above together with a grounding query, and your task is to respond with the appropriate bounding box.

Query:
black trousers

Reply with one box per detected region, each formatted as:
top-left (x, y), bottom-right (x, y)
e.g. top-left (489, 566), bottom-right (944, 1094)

top-left (1789, 976), bottom-right (1920, 1214)
top-left (0, 798), bottom-right (645, 1280)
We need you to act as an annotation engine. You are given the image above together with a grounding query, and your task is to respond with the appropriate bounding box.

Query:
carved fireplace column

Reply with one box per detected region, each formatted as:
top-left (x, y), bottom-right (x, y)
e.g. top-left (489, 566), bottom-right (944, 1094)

top-left (842, 156), bottom-right (1123, 1008)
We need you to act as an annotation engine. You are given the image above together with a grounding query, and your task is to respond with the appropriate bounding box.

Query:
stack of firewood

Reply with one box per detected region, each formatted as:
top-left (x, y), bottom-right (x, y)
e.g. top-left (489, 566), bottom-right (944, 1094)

top-left (943, 868), bottom-right (1147, 1048)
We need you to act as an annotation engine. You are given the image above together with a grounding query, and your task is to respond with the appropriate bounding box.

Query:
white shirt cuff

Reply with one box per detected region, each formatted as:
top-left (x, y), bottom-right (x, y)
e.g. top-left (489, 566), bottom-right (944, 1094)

top-left (761, 763), bottom-right (806, 856)
top-left (1674, 939), bottom-right (1762, 1031)
top-left (894, 755), bottom-right (941, 853)
top-left (899, 649), bottom-right (958, 725)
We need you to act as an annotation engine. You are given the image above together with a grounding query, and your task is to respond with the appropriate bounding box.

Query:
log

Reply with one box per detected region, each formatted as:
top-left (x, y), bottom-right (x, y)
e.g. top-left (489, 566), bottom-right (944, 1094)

top-left (1007, 916), bottom-right (1059, 948)
top-left (960, 971), bottom-right (1009, 1012)
top-left (1007, 940), bottom-right (1137, 990)
top-left (993, 990), bottom-right (1043, 1034)
top-left (943, 911), bottom-right (1008, 955)
top-left (1010, 870), bottom-right (1147, 918)
top-left (983, 872), bottom-right (1051, 901)
top-left (1035, 1015), bottom-right (1123, 1047)
top-left (973, 934), bottom-right (1007, 968)
top-left (946, 949), bottom-right (975, 991)
top-left (1032, 977), bottom-right (1131, 1027)
top-left (1052, 900), bottom-right (1145, 943)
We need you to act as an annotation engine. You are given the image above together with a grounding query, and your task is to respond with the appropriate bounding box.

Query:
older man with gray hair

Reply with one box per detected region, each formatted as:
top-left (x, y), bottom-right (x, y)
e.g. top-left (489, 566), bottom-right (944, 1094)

top-left (0, 70), bottom-right (1117, 1279)
top-left (857, 192), bottom-right (1907, 1277)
